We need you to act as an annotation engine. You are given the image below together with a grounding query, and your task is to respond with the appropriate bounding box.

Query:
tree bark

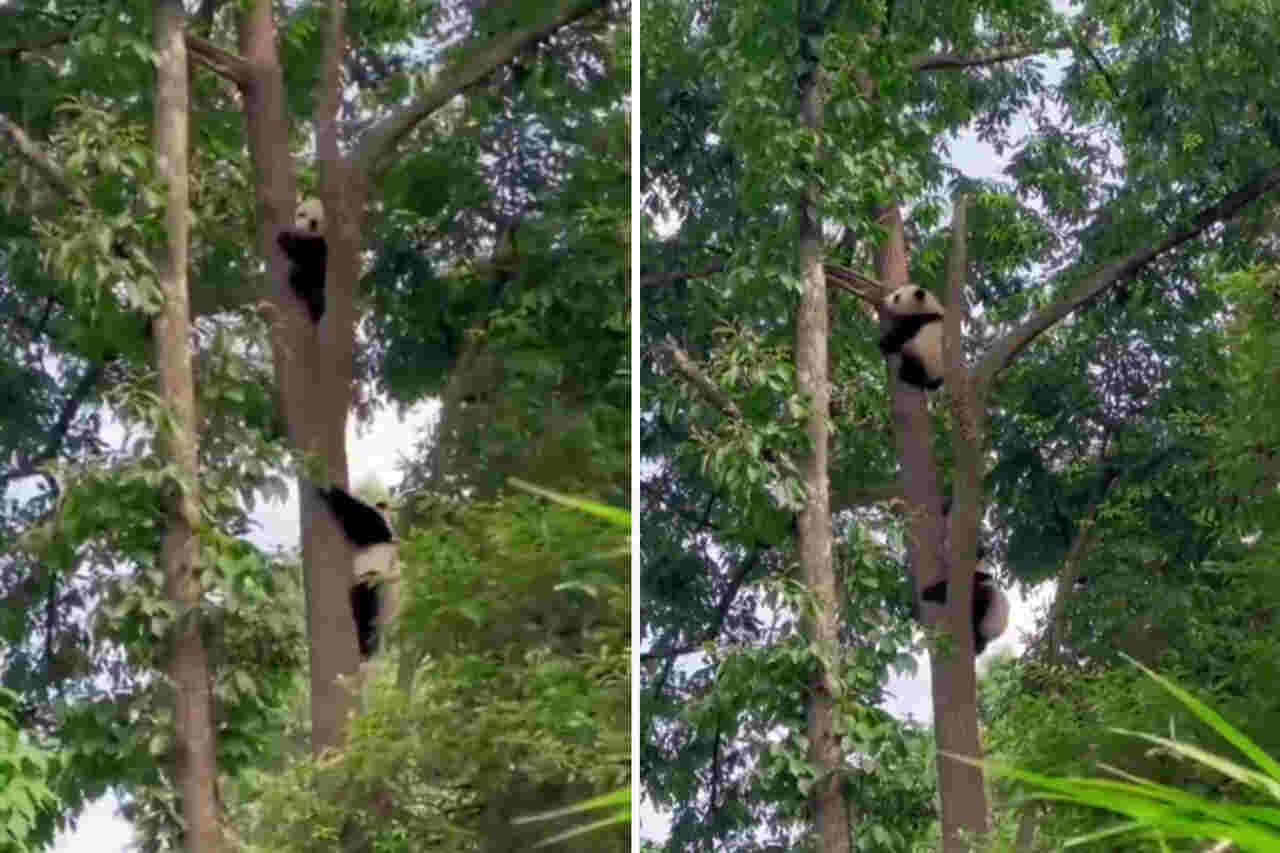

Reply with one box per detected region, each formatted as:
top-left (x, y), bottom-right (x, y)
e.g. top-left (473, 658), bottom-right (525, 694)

top-left (795, 7), bottom-right (849, 851)
top-left (152, 0), bottom-right (226, 848)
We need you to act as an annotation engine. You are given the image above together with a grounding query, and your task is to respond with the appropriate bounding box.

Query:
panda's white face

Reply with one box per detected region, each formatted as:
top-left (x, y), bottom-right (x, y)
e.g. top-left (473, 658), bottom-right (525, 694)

top-left (884, 285), bottom-right (944, 317)
top-left (295, 198), bottom-right (325, 233)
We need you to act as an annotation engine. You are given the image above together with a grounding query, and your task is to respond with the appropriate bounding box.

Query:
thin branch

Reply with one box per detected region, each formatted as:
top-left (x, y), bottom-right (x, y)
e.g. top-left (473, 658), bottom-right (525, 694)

top-left (977, 165), bottom-right (1280, 387)
top-left (910, 39), bottom-right (1071, 72)
top-left (1, 30), bottom-right (73, 61)
top-left (351, 0), bottom-right (607, 179)
top-left (658, 335), bottom-right (742, 420)
top-left (186, 34), bottom-right (250, 87)
top-left (0, 112), bottom-right (87, 205)
top-left (0, 362), bottom-right (105, 488)
top-left (830, 481), bottom-right (900, 513)
top-left (1042, 502), bottom-right (1104, 664)
top-left (641, 259), bottom-right (726, 287)
top-left (640, 549), bottom-right (760, 662)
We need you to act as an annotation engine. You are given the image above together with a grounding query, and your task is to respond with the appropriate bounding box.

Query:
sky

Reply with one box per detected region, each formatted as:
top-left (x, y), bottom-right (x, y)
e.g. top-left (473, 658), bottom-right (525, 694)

top-left (52, 400), bottom-right (437, 853)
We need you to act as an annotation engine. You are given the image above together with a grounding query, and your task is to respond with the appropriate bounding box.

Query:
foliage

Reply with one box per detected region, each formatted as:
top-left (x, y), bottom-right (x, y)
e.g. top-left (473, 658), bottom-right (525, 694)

top-left (641, 0), bottom-right (1280, 848)
top-left (978, 659), bottom-right (1280, 852)
top-left (510, 481), bottom-right (631, 845)
top-left (2, 0), bottom-right (628, 848)
top-left (0, 690), bottom-right (59, 853)
top-left (232, 493), bottom-right (629, 852)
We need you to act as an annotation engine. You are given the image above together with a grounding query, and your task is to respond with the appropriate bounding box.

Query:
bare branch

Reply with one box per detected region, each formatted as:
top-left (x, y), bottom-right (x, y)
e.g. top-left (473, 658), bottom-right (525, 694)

top-left (977, 165), bottom-right (1280, 388)
top-left (351, 0), bottom-right (608, 178)
top-left (658, 335), bottom-right (743, 420)
top-left (910, 39), bottom-right (1071, 72)
top-left (186, 34), bottom-right (250, 87)
top-left (0, 112), bottom-right (88, 205)
top-left (824, 262), bottom-right (892, 307)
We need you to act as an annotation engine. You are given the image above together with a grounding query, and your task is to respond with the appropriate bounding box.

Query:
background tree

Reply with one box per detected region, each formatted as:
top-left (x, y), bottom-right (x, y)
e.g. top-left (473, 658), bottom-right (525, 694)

top-left (641, 0), bottom-right (1280, 849)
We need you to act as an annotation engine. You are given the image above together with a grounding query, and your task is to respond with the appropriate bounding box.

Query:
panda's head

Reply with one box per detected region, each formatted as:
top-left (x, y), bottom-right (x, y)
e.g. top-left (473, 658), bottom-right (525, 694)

top-left (295, 198), bottom-right (325, 233)
top-left (883, 285), bottom-right (944, 317)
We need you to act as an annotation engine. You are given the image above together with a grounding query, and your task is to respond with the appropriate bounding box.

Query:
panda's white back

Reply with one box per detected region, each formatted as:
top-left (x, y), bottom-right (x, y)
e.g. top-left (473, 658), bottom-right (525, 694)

top-left (355, 541), bottom-right (398, 581)
top-left (904, 317), bottom-right (943, 377)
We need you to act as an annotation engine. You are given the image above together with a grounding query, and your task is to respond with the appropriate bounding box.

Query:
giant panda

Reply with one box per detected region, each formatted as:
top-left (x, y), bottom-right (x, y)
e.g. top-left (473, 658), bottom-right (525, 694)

top-left (316, 486), bottom-right (397, 658)
top-left (277, 198), bottom-right (328, 324)
top-left (921, 571), bottom-right (1009, 655)
top-left (878, 285), bottom-right (945, 391)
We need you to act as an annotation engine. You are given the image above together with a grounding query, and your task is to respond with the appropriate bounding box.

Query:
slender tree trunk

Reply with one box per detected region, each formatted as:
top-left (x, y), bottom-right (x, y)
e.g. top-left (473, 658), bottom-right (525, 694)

top-left (152, 1), bottom-right (225, 848)
top-left (795, 7), bottom-right (849, 851)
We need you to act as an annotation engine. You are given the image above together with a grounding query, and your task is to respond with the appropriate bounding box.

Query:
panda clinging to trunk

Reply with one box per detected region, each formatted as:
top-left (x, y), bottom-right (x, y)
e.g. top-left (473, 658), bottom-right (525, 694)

top-left (878, 285), bottom-right (945, 391)
top-left (316, 486), bottom-right (398, 658)
top-left (277, 197), bottom-right (328, 324)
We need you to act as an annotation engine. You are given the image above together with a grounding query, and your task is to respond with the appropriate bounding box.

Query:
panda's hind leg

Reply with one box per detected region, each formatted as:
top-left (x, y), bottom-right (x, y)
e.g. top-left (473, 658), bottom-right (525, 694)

top-left (350, 581), bottom-right (381, 658)
top-left (899, 354), bottom-right (942, 390)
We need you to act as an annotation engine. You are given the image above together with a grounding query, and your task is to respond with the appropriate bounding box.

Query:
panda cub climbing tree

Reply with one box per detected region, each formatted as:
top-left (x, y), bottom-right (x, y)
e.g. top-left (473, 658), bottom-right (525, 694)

top-left (878, 285), bottom-right (945, 391)
top-left (919, 500), bottom-right (1010, 655)
top-left (278, 197), bottom-right (328, 323)
top-left (316, 486), bottom-right (397, 658)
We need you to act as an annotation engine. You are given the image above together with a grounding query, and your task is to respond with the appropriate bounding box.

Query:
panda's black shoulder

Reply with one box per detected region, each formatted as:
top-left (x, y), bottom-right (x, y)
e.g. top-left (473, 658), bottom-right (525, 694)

top-left (278, 230), bottom-right (327, 267)
top-left (318, 487), bottom-right (393, 547)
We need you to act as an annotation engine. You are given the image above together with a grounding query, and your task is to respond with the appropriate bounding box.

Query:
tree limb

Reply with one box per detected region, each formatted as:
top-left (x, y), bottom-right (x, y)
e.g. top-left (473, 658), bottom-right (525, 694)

top-left (977, 165), bottom-right (1280, 388)
top-left (910, 40), bottom-right (1071, 72)
top-left (657, 335), bottom-right (743, 421)
top-left (0, 112), bottom-right (87, 205)
top-left (186, 33), bottom-right (250, 87)
top-left (350, 0), bottom-right (608, 179)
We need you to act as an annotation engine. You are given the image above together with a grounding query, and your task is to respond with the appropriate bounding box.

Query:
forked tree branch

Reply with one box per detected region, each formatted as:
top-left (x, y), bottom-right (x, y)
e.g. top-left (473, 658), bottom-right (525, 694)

top-left (977, 165), bottom-right (1280, 388)
top-left (351, 0), bottom-right (607, 178)
top-left (186, 34), bottom-right (250, 87)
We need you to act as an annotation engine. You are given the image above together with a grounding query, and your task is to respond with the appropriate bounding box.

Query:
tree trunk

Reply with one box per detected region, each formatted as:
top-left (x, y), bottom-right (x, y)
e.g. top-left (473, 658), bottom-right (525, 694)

top-left (237, 0), bottom-right (362, 754)
top-left (152, 1), bottom-right (226, 848)
top-left (795, 8), bottom-right (850, 851)
top-left (878, 203), bottom-right (989, 851)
